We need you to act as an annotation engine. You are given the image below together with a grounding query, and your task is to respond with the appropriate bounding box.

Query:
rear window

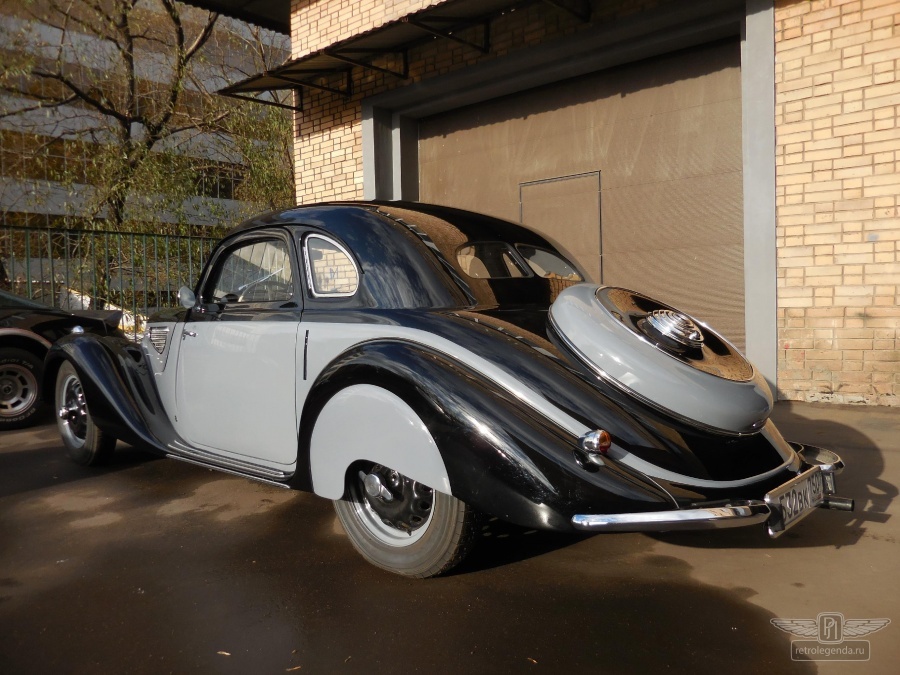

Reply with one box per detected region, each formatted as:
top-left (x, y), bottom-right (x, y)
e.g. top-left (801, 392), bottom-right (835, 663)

top-left (456, 242), bottom-right (530, 279)
top-left (515, 245), bottom-right (583, 281)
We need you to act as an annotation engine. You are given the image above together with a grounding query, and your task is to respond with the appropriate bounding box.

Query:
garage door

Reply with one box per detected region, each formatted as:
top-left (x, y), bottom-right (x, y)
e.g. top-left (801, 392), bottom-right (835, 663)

top-left (418, 40), bottom-right (745, 349)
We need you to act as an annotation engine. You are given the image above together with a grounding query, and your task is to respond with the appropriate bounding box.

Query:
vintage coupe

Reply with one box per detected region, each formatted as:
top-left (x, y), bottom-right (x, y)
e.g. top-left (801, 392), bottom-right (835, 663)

top-left (46, 202), bottom-right (852, 577)
top-left (0, 289), bottom-right (121, 430)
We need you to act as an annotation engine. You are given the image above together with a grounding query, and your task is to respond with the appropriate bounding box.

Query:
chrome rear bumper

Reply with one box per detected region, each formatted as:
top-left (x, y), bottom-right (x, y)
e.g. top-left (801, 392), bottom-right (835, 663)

top-left (571, 501), bottom-right (770, 532)
top-left (572, 445), bottom-right (852, 535)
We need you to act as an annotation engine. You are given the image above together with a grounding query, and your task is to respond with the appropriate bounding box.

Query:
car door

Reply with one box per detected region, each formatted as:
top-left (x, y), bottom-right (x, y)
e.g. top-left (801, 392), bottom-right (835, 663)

top-left (174, 231), bottom-right (302, 466)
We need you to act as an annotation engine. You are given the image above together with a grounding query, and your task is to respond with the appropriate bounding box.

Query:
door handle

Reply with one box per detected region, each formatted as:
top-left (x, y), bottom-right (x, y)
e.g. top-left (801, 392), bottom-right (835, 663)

top-left (182, 330), bottom-right (197, 339)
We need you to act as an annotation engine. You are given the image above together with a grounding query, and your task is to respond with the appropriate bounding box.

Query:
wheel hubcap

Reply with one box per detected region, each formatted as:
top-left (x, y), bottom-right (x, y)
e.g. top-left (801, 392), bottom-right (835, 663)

top-left (354, 464), bottom-right (434, 544)
top-left (0, 365), bottom-right (37, 417)
top-left (58, 375), bottom-right (88, 440)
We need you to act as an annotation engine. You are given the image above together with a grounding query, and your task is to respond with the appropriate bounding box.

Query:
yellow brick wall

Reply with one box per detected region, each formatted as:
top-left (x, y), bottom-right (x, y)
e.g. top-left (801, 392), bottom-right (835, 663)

top-left (290, 0), bottom-right (441, 58)
top-left (291, 0), bottom-right (664, 203)
top-left (775, 0), bottom-right (900, 405)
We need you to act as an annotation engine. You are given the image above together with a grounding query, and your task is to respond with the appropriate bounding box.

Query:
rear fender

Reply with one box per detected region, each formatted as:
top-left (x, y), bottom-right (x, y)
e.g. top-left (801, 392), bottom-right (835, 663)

top-left (310, 384), bottom-right (451, 499)
top-left (298, 340), bottom-right (673, 531)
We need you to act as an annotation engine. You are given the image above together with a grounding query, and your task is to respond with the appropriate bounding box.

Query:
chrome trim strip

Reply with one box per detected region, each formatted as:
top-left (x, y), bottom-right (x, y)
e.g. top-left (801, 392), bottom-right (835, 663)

top-left (606, 443), bottom-right (801, 490)
top-left (302, 233), bottom-right (360, 298)
top-left (166, 439), bottom-right (290, 480)
top-left (571, 500), bottom-right (771, 532)
top-left (368, 333), bottom-right (591, 439)
top-left (167, 455), bottom-right (292, 489)
top-left (548, 311), bottom-right (759, 438)
top-left (0, 328), bottom-right (53, 350)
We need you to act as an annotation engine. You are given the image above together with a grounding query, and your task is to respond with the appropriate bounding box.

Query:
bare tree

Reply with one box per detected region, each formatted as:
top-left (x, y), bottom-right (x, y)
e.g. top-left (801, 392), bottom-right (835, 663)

top-left (0, 0), bottom-right (293, 312)
top-left (1, 0), bottom-right (292, 230)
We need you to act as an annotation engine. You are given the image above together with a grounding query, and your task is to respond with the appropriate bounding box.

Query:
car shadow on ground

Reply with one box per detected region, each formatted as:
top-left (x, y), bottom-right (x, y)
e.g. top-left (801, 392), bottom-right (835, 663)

top-left (450, 516), bottom-right (586, 575)
top-left (652, 404), bottom-right (897, 551)
top-left (0, 424), bottom-right (158, 499)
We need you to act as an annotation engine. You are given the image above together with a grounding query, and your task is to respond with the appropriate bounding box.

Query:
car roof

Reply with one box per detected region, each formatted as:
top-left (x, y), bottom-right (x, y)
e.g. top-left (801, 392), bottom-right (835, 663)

top-left (224, 201), bottom-right (557, 249)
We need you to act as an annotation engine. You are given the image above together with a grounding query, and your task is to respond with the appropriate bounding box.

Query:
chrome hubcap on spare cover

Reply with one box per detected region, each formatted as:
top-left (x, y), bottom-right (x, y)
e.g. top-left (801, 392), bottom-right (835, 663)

top-left (58, 374), bottom-right (88, 441)
top-left (644, 309), bottom-right (704, 350)
top-left (0, 365), bottom-right (37, 417)
top-left (594, 286), bottom-right (753, 382)
top-left (353, 464), bottom-right (434, 546)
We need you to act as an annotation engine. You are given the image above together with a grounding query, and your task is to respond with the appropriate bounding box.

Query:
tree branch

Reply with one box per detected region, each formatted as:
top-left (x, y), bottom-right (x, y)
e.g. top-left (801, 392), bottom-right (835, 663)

top-left (33, 70), bottom-right (130, 125)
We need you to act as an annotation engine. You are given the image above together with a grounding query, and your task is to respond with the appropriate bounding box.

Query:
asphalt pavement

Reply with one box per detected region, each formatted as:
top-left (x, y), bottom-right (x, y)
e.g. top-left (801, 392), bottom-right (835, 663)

top-left (0, 401), bottom-right (897, 674)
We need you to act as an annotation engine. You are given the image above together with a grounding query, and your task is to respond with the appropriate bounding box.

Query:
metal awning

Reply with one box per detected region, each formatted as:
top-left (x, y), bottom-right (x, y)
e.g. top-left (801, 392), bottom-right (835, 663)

top-left (185, 1), bottom-right (290, 34)
top-left (218, 0), bottom-right (593, 110)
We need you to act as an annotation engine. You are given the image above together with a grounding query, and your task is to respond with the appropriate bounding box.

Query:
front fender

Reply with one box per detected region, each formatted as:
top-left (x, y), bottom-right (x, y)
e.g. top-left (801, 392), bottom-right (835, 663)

top-left (298, 339), bottom-right (674, 532)
top-left (45, 334), bottom-right (170, 454)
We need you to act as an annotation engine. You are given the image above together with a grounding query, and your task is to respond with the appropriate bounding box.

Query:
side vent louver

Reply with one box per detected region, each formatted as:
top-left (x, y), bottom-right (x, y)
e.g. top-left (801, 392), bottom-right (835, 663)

top-left (149, 326), bottom-right (170, 354)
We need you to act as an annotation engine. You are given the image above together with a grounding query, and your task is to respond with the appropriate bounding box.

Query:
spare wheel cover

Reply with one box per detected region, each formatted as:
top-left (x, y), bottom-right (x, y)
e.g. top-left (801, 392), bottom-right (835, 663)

top-left (549, 285), bottom-right (773, 435)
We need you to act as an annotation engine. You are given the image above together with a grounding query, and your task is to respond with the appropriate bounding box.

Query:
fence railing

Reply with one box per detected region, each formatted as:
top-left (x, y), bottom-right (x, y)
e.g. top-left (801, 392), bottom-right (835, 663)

top-left (0, 224), bottom-right (220, 337)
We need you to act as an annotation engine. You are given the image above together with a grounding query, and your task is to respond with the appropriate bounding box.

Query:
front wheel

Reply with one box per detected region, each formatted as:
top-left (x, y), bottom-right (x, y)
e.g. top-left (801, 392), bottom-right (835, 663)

top-left (55, 361), bottom-right (116, 466)
top-left (333, 463), bottom-right (479, 578)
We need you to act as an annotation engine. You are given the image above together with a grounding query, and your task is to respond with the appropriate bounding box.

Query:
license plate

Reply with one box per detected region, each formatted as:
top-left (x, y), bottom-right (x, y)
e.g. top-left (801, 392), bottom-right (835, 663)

top-left (765, 467), bottom-right (825, 537)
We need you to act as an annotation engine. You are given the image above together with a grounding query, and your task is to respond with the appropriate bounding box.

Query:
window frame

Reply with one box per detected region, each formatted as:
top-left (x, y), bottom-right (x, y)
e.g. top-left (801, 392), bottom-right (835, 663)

top-left (199, 230), bottom-right (300, 309)
top-left (302, 233), bottom-right (360, 299)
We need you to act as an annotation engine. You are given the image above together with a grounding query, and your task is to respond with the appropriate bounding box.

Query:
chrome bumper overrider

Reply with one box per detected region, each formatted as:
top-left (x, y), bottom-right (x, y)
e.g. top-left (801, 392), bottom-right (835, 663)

top-left (571, 445), bottom-right (853, 536)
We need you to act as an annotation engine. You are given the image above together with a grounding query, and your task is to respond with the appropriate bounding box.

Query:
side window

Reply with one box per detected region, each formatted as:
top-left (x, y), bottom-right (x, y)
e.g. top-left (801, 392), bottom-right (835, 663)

top-left (209, 239), bottom-right (294, 303)
top-left (303, 235), bottom-right (359, 297)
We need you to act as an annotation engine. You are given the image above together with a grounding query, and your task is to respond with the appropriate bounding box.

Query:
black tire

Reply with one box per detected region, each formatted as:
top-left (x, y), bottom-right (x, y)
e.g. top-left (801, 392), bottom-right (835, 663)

top-left (55, 361), bottom-right (116, 466)
top-left (334, 463), bottom-right (480, 578)
top-left (0, 347), bottom-right (45, 430)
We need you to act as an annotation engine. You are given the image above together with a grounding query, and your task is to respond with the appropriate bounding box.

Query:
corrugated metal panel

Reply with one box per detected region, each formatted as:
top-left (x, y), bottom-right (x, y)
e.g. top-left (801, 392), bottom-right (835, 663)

top-left (419, 40), bottom-right (745, 349)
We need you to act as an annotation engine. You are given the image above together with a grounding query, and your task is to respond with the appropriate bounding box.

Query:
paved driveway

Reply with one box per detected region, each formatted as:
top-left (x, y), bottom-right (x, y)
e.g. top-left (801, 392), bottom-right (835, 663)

top-left (0, 402), bottom-right (897, 674)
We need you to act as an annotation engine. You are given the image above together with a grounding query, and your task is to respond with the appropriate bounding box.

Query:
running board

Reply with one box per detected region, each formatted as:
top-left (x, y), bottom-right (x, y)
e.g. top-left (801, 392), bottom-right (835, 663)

top-left (167, 454), bottom-right (293, 490)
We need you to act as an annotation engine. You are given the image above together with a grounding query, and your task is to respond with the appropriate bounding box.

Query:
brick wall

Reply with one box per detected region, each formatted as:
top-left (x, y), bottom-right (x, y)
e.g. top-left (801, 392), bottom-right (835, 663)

top-left (290, 0), bottom-right (441, 58)
top-left (289, 0), bottom-right (898, 406)
top-left (291, 0), bottom-right (663, 203)
top-left (775, 0), bottom-right (899, 405)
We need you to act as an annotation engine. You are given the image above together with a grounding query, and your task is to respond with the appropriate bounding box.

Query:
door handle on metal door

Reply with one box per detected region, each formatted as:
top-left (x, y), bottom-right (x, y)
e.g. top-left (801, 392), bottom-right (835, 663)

top-left (182, 330), bottom-right (197, 339)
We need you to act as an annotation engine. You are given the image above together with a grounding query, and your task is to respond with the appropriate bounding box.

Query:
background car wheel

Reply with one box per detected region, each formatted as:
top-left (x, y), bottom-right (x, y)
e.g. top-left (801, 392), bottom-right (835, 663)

top-left (0, 348), bottom-right (45, 430)
top-left (55, 361), bottom-right (116, 466)
top-left (333, 463), bottom-right (480, 578)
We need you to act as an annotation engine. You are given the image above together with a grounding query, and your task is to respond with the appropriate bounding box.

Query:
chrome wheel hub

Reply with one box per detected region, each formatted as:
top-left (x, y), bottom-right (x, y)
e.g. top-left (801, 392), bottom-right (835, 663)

top-left (0, 365), bottom-right (37, 417)
top-left (58, 376), bottom-right (88, 440)
top-left (353, 464), bottom-right (435, 545)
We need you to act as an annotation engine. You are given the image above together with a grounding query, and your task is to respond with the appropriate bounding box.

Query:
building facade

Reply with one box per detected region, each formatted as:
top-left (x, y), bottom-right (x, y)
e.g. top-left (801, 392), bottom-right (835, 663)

top-left (218, 0), bottom-right (898, 406)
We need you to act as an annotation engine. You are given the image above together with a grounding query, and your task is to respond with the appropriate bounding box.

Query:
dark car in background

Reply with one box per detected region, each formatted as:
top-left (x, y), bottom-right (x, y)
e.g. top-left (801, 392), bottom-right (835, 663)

top-left (0, 289), bottom-right (122, 429)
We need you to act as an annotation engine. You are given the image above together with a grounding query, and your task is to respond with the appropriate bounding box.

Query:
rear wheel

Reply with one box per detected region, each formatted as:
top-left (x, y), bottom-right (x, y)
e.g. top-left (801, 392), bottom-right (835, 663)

top-left (0, 348), bottom-right (45, 430)
top-left (55, 361), bottom-right (116, 466)
top-left (334, 463), bottom-right (479, 578)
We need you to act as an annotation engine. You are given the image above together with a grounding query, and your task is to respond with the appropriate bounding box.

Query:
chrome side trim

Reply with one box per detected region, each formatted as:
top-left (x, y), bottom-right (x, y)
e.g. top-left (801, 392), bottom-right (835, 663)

top-left (166, 439), bottom-right (290, 481)
top-left (606, 442), bottom-right (800, 490)
top-left (571, 500), bottom-right (771, 532)
top-left (0, 328), bottom-right (53, 350)
top-left (167, 455), bottom-right (292, 489)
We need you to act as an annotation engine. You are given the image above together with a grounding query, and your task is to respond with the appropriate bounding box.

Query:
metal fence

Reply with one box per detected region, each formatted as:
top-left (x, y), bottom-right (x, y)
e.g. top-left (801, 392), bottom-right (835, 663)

top-left (0, 224), bottom-right (220, 336)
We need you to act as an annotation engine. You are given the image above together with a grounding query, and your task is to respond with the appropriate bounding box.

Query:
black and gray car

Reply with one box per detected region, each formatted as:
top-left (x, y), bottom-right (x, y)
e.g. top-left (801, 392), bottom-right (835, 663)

top-left (45, 202), bottom-right (853, 577)
top-left (0, 289), bottom-right (121, 429)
